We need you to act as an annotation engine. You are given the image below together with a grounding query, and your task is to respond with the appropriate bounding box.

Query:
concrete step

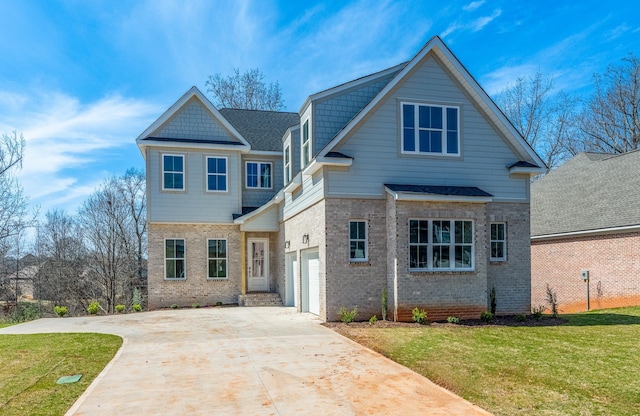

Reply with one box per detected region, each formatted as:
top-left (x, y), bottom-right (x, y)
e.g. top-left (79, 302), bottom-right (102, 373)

top-left (238, 293), bottom-right (283, 307)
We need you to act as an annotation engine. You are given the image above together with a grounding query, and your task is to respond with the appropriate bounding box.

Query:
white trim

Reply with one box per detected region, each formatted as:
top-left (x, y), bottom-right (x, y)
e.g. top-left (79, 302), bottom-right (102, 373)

top-left (164, 238), bottom-right (186, 280)
top-left (283, 173), bottom-right (302, 193)
top-left (138, 139), bottom-right (249, 153)
top-left (349, 220), bottom-right (369, 262)
top-left (247, 150), bottom-right (282, 156)
top-left (400, 101), bottom-right (460, 156)
top-left (302, 156), bottom-right (353, 177)
top-left (301, 119), bottom-right (311, 169)
top-left (532, 224), bottom-right (640, 240)
top-left (317, 36), bottom-right (545, 169)
top-left (234, 191), bottom-right (284, 225)
top-left (161, 153), bottom-right (185, 191)
top-left (489, 222), bottom-right (507, 262)
top-left (408, 219), bottom-right (475, 272)
top-left (245, 161), bottom-right (273, 189)
top-left (284, 143), bottom-right (291, 184)
top-left (205, 155), bottom-right (228, 193)
top-left (385, 187), bottom-right (492, 203)
top-left (207, 238), bottom-right (228, 280)
top-left (509, 166), bottom-right (545, 176)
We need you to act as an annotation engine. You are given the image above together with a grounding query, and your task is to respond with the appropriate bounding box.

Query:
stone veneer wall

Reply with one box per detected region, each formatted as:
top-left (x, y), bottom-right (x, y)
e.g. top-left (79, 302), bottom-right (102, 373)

top-left (323, 198), bottom-right (387, 322)
top-left (387, 194), bottom-right (489, 321)
top-left (148, 223), bottom-right (241, 308)
top-left (532, 231), bottom-right (640, 313)
top-left (486, 202), bottom-right (532, 315)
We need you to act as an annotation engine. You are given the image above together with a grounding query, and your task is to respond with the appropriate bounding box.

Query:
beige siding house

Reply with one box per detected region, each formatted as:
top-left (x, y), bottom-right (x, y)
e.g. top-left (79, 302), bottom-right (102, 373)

top-left (137, 36), bottom-right (544, 321)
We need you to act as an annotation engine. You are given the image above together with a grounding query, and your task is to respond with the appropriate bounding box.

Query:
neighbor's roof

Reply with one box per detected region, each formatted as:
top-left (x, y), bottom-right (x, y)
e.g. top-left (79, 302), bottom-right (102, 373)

top-left (219, 108), bottom-right (299, 152)
top-left (385, 184), bottom-right (492, 197)
top-left (531, 151), bottom-right (640, 237)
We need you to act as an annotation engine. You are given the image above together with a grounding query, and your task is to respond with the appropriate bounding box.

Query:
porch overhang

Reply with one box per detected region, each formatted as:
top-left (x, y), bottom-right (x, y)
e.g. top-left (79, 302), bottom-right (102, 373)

top-left (233, 192), bottom-right (283, 232)
top-left (384, 184), bottom-right (493, 203)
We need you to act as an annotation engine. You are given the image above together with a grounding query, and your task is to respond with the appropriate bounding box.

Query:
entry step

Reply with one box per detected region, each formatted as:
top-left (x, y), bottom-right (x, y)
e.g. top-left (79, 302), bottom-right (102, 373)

top-left (238, 293), bottom-right (283, 307)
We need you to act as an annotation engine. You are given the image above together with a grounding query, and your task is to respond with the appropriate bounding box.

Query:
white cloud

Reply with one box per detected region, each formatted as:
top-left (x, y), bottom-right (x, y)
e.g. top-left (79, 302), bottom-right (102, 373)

top-left (463, 1), bottom-right (485, 12)
top-left (0, 89), bottom-right (160, 214)
top-left (471, 9), bottom-right (502, 32)
top-left (481, 64), bottom-right (540, 96)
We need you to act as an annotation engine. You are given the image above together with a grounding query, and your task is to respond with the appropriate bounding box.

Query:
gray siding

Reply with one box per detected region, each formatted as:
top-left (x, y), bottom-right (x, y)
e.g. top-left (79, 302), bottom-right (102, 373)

top-left (242, 154), bottom-right (283, 208)
top-left (314, 73), bottom-right (397, 154)
top-left (283, 170), bottom-right (325, 219)
top-left (156, 98), bottom-right (240, 142)
top-left (327, 56), bottom-right (528, 202)
top-left (147, 148), bottom-right (241, 223)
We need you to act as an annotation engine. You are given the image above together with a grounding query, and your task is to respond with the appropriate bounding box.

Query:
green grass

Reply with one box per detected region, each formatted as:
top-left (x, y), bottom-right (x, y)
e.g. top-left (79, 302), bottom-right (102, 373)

top-left (339, 307), bottom-right (640, 416)
top-left (0, 333), bottom-right (122, 416)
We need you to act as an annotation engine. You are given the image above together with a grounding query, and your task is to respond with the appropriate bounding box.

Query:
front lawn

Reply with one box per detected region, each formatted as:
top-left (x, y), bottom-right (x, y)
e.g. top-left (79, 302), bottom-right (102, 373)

top-left (334, 307), bottom-right (640, 416)
top-left (0, 333), bottom-right (122, 415)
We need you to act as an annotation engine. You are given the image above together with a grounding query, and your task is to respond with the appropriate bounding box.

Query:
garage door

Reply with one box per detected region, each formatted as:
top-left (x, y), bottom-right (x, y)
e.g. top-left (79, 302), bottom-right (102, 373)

top-left (307, 251), bottom-right (320, 315)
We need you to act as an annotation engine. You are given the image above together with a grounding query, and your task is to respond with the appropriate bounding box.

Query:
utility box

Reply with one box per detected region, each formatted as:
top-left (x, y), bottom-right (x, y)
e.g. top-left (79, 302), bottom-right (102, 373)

top-left (581, 270), bottom-right (590, 281)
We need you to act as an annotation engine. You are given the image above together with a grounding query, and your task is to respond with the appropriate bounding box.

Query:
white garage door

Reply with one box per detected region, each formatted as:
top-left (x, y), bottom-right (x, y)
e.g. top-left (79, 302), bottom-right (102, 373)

top-left (307, 251), bottom-right (320, 315)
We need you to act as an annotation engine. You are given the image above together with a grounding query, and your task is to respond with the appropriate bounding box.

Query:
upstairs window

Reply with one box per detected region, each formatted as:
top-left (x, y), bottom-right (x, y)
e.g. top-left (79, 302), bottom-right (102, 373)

top-left (349, 220), bottom-right (368, 262)
top-left (162, 154), bottom-right (184, 190)
top-left (302, 120), bottom-right (310, 168)
top-left (490, 222), bottom-right (507, 261)
top-left (402, 103), bottom-right (459, 156)
top-left (246, 162), bottom-right (272, 189)
top-left (284, 145), bottom-right (291, 183)
top-left (206, 156), bottom-right (227, 192)
top-left (409, 219), bottom-right (473, 271)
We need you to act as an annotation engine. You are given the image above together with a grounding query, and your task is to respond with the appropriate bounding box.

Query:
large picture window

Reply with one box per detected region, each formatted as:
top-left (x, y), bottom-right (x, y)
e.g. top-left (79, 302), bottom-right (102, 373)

top-left (409, 220), bottom-right (473, 271)
top-left (208, 239), bottom-right (227, 279)
top-left (246, 162), bottom-right (272, 189)
top-left (162, 154), bottom-right (184, 190)
top-left (165, 239), bottom-right (185, 279)
top-left (206, 156), bottom-right (227, 192)
top-left (402, 103), bottom-right (459, 155)
top-left (349, 220), bottom-right (367, 261)
top-left (490, 222), bottom-right (507, 261)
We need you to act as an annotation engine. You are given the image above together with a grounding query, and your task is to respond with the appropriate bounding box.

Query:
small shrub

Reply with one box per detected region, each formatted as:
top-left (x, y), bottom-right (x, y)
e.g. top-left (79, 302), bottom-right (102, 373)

top-left (170, 304), bottom-right (179, 309)
top-left (515, 314), bottom-right (526, 322)
top-left (132, 287), bottom-right (142, 308)
top-left (480, 311), bottom-right (494, 322)
top-left (192, 303), bottom-right (200, 308)
top-left (215, 301), bottom-right (223, 306)
top-left (532, 305), bottom-right (545, 320)
top-left (490, 286), bottom-right (497, 315)
top-left (339, 306), bottom-right (358, 324)
top-left (447, 316), bottom-right (460, 324)
top-left (412, 307), bottom-right (428, 325)
top-left (132, 303), bottom-right (142, 312)
top-left (87, 301), bottom-right (99, 315)
top-left (369, 315), bottom-right (378, 325)
top-left (115, 304), bottom-right (125, 313)
top-left (381, 287), bottom-right (388, 321)
top-left (54, 305), bottom-right (68, 317)
top-left (546, 283), bottom-right (559, 318)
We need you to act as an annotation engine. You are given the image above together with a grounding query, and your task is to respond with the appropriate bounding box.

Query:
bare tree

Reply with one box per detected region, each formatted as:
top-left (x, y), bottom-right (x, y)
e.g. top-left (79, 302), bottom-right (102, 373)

top-left (206, 68), bottom-right (285, 110)
top-left (578, 54), bottom-right (640, 153)
top-left (495, 73), bottom-right (578, 171)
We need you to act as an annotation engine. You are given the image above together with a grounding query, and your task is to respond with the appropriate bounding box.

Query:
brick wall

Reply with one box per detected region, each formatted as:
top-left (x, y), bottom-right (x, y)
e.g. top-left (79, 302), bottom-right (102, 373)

top-left (487, 203), bottom-right (532, 314)
top-left (148, 223), bottom-right (241, 308)
top-left (532, 231), bottom-right (640, 312)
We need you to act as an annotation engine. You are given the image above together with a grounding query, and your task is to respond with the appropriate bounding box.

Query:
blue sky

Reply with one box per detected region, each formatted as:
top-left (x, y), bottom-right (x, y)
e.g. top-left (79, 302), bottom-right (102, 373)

top-left (0, 0), bottom-right (638, 216)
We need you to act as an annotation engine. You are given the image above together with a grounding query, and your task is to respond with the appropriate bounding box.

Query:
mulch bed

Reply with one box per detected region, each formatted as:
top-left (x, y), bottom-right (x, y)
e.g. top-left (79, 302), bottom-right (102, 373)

top-left (323, 315), bottom-right (567, 329)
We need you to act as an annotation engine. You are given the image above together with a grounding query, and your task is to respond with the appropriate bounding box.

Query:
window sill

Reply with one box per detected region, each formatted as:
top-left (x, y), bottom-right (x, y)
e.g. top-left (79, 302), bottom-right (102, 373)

top-left (349, 260), bottom-right (369, 265)
top-left (207, 277), bottom-right (229, 281)
top-left (409, 269), bottom-right (475, 274)
top-left (165, 278), bottom-right (186, 281)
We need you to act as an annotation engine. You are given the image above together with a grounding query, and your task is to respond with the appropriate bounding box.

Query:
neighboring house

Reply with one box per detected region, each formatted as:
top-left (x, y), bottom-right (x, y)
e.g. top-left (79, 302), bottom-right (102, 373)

top-left (136, 36), bottom-right (544, 321)
top-left (531, 151), bottom-right (640, 312)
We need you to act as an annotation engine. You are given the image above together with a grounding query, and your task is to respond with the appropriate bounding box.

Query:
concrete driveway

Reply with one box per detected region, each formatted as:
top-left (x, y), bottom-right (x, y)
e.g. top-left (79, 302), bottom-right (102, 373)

top-left (1, 307), bottom-right (491, 415)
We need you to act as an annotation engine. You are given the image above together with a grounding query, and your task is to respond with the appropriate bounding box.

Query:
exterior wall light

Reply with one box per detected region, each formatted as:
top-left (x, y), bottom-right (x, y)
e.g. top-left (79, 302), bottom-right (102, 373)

top-left (284, 240), bottom-right (290, 249)
top-left (302, 234), bottom-right (309, 244)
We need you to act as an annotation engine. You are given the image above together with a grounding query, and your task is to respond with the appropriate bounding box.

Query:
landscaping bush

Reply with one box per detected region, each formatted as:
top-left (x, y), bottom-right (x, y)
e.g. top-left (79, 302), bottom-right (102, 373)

top-left (412, 307), bottom-right (428, 324)
top-left (480, 311), bottom-right (494, 322)
top-left (546, 284), bottom-right (559, 318)
top-left (132, 304), bottom-right (142, 312)
top-left (339, 306), bottom-right (358, 324)
top-left (447, 316), bottom-right (460, 324)
top-left (7, 302), bottom-right (43, 323)
top-left (516, 314), bottom-right (526, 322)
top-left (381, 287), bottom-right (388, 321)
top-left (54, 305), bottom-right (68, 317)
top-left (192, 303), bottom-right (200, 308)
top-left (369, 315), bottom-right (378, 325)
top-left (115, 304), bottom-right (125, 313)
top-left (87, 301), bottom-right (99, 315)
top-left (170, 304), bottom-right (179, 309)
top-left (532, 305), bottom-right (545, 320)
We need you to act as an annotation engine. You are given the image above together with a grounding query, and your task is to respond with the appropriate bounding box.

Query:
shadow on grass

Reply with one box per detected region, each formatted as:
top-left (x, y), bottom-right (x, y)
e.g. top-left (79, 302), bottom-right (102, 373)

top-left (562, 313), bottom-right (640, 326)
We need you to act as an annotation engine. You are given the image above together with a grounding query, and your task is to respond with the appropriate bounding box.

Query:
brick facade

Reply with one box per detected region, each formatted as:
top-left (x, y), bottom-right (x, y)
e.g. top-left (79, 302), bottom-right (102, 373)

top-left (147, 223), bottom-right (242, 308)
top-left (532, 231), bottom-right (640, 313)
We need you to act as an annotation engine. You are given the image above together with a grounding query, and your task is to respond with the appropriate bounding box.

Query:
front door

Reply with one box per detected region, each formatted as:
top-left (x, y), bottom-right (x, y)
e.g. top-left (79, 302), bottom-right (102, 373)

top-left (248, 238), bottom-right (269, 292)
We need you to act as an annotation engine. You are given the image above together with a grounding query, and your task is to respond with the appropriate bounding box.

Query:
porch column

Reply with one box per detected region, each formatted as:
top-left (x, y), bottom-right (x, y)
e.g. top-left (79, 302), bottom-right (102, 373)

top-left (241, 231), bottom-right (246, 295)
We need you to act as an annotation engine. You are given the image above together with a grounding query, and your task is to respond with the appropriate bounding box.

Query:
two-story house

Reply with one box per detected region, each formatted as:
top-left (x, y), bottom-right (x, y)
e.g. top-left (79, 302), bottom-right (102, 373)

top-left (136, 36), bottom-right (544, 321)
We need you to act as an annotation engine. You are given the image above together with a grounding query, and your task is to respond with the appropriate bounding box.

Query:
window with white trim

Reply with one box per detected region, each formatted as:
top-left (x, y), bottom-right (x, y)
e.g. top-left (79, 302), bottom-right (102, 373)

top-left (490, 222), bottom-right (507, 261)
top-left (165, 239), bottom-right (185, 279)
top-left (409, 219), bottom-right (473, 271)
top-left (284, 145), bottom-right (291, 183)
top-left (302, 120), bottom-right (310, 168)
top-left (349, 220), bottom-right (367, 261)
top-left (208, 239), bottom-right (227, 279)
top-left (401, 103), bottom-right (459, 155)
top-left (206, 156), bottom-right (227, 192)
top-left (162, 154), bottom-right (184, 190)
top-left (246, 162), bottom-right (272, 189)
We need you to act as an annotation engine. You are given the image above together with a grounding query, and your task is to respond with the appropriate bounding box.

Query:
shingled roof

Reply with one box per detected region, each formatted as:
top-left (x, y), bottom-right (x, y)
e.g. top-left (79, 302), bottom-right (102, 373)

top-left (219, 108), bottom-right (299, 152)
top-left (531, 151), bottom-right (640, 237)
